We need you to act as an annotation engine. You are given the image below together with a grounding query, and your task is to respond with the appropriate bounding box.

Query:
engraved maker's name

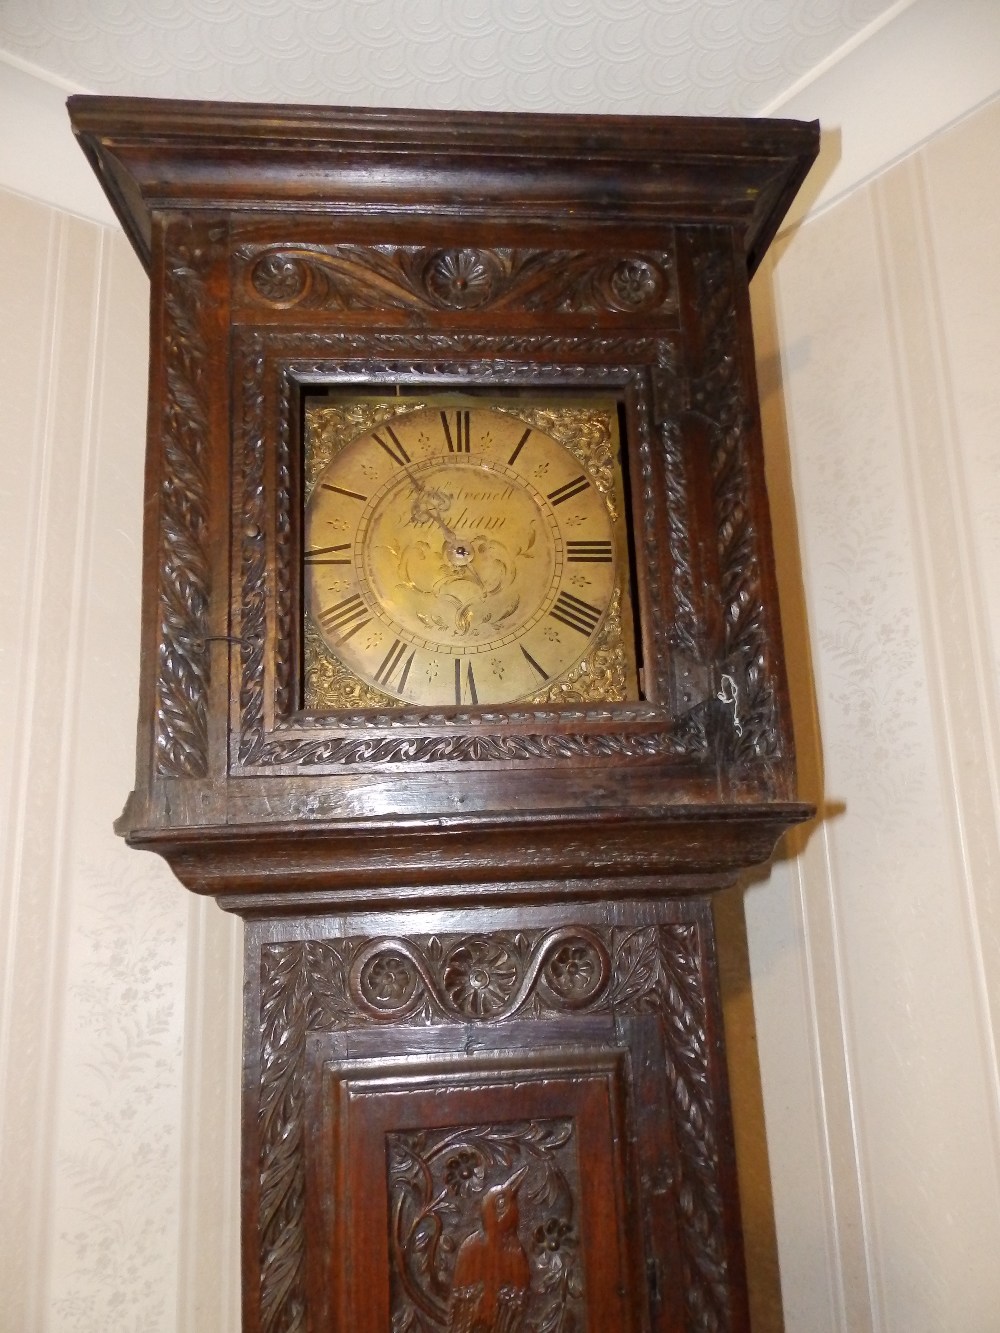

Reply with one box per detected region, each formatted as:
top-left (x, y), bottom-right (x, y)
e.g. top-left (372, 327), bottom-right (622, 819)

top-left (413, 484), bottom-right (516, 532)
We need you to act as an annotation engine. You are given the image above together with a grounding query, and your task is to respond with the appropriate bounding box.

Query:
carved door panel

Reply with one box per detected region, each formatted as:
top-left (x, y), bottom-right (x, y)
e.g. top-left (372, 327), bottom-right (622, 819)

top-left (250, 917), bottom-right (748, 1333)
top-left (307, 1034), bottom-right (642, 1330)
top-left (301, 1018), bottom-right (684, 1332)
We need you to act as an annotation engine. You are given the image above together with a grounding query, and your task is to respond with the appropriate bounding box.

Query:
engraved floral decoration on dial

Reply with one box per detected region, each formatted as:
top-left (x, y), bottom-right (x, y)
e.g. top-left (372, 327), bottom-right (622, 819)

top-left (304, 401), bottom-right (633, 708)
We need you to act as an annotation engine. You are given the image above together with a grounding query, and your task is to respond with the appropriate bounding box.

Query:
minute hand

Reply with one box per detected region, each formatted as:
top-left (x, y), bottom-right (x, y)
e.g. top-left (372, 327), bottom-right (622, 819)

top-left (408, 473), bottom-right (461, 545)
top-left (407, 474), bottom-right (488, 590)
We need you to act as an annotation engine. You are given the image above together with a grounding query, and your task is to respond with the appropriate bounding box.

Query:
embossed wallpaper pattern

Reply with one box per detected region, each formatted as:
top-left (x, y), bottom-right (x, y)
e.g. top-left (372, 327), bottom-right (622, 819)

top-left (1, 0), bottom-right (898, 113)
top-left (0, 197), bottom-right (241, 1331)
top-left (748, 94), bottom-right (1000, 1332)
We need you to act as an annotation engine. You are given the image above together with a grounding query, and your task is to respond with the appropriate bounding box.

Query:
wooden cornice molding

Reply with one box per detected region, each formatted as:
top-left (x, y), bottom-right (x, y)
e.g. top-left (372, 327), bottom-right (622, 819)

top-left (68, 96), bottom-right (818, 274)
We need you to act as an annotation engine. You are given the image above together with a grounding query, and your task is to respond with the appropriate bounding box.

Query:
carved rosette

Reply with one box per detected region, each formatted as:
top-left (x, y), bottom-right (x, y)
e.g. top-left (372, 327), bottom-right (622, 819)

top-left (256, 923), bottom-right (729, 1332)
top-left (421, 246), bottom-right (504, 309)
top-left (155, 234), bottom-right (217, 777)
top-left (239, 244), bottom-right (677, 319)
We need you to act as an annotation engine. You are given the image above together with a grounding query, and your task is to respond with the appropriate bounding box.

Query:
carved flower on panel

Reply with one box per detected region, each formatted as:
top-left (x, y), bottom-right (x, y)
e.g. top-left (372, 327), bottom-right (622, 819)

top-left (442, 938), bottom-right (519, 1016)
top-left (444, 1148), bottom-right (486, 1197)
top-left (250, 251), bottom-right (310, 307)
top-left (541, 934), bottom-right (610, 1006)
top-left (360, 950), bottom-right (419, 1007)
top-left (533, 1217), bottom-right (576, 1255)
top-left (423, 247), bottom-right (500, 308)
top-left (546, 943), bottom-right (597, 996)
top-left (607, 257), bottom-right (662, 310)
top-left (532, 1216), bottom-right (584, 1312)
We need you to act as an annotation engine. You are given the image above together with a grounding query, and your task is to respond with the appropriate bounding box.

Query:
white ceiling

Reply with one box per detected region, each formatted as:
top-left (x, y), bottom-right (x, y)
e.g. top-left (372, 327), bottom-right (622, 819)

top-left (3, 0), bottom-right (1000, 231)
top-left (1, 0), bottom-right (901, 116)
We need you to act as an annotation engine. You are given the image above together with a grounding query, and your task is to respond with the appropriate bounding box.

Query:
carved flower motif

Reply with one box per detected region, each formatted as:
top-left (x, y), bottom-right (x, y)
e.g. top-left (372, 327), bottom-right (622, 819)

top-left (424, 248), bottom-right (498, 309)
top-left (444, 1148), bottom-right (486, 1196)
top-left (534, 1217), bottom-right (575, 1253)
top-left (608, 258), bottom-right (660, 310)
top-left (361, 950), bottom-right (418, 1006)
top-left (250, 252), bottom-right (310, 307)
top-left (546, 944), bottom-right (596, 995)
top-left (442, 938), bottom-right (519, 1017)
top-left (541, 940), bottom-right (611, 1007)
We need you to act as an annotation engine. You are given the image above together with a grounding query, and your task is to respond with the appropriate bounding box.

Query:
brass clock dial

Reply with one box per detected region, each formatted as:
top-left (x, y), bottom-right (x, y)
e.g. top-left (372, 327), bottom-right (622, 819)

top-left (303, 399), bottom-right (638, 709)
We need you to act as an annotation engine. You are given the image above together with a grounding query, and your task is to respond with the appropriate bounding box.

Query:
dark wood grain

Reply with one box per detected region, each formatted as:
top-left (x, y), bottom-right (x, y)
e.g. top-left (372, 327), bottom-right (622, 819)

top-left (251, 899), bottom-right (744, 1333)
top-left (68, 98), bottom-right (817, 275)
top-left (70, 98), bottom-right (818, 1331)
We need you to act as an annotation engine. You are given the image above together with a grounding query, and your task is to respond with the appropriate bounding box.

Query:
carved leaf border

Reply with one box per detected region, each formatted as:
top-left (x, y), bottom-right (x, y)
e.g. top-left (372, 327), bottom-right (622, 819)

top-left (232, 330), bottom-right (731, 770)
top-left (255, 923), bottom-right (731, 1332)
top-left (155, 235), bottom-right (215, 777)
top-left (238, 338), bottom-right (267, 765)
top-left (691, 247), bottom-right (782, 766)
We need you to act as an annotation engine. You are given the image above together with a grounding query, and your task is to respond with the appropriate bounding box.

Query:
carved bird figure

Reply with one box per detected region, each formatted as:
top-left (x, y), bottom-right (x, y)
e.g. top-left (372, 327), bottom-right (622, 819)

top-left (448, 1164), bottom-right (531, 1333)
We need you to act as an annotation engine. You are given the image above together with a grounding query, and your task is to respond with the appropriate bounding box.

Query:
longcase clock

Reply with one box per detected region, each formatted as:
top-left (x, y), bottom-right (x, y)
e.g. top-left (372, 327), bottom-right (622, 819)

top-left (69, 97), bottom-right (818, 1332)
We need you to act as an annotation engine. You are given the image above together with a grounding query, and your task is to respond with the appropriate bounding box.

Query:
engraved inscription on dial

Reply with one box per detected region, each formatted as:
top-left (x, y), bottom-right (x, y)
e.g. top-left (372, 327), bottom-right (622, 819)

top-left (360, 460), bottom-right (558, 650)
top-left (305, 404), bottom-right (619, 707)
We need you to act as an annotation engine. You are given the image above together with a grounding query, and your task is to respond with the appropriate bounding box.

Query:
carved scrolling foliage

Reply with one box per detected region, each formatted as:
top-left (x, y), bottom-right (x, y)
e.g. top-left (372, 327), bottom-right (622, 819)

top-left (349, 926), bottom-right (611, 1022)
top-left (389, 1119), bottom-right (585, 1333)
top-left (155, 234), bottom-right (217, 777)
top-left (240, 243), bottom-right (677, 319)
top-left (257, 924), bottom-right (729, 1333)
top-left (255, 727), bottom-right (687, 767)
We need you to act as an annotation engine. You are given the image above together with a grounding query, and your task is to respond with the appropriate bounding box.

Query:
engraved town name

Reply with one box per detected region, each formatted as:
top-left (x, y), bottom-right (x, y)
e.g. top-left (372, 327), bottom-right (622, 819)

top-left (410, 483), bottom-right (516, 533)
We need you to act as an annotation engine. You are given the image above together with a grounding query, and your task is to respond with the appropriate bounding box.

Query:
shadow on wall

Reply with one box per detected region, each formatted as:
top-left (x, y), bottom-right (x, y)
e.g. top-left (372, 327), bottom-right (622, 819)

top-left (712, 214), bottom-right (847, 1333)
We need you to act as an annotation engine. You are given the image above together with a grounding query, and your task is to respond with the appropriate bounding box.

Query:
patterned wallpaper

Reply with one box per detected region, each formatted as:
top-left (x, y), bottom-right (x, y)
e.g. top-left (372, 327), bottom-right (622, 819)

top-left (748, 95), bottom-right (1000, 1331)
top-left (1, 0), bottom-right (899, 112)
top-left (0, 203), bottom-right (241, 1331)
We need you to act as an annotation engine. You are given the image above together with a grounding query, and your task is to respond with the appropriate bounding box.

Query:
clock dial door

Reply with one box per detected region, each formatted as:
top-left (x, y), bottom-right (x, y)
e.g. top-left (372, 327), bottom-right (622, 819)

top-left (303, 402), bottom-right (636, 708)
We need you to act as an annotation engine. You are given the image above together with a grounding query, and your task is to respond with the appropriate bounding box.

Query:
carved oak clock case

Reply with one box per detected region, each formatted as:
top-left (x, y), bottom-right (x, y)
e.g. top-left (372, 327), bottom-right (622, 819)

top-left (69, 98), bottom-right (818, 1332)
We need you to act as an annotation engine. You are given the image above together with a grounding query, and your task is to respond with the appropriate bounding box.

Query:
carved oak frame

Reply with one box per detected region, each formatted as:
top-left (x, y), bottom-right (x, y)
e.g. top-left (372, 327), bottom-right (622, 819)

top-left (248, 903), bottom-right (744, 1333)
top-left (147, 216), bottom-right (794, 812)
top-left (227, 274), bottom-right (786, 791)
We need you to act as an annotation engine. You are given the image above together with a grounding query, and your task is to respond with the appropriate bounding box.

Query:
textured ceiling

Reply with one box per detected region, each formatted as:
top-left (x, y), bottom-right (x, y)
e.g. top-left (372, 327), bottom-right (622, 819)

top-left (2, 0), bottom-right (901, 116)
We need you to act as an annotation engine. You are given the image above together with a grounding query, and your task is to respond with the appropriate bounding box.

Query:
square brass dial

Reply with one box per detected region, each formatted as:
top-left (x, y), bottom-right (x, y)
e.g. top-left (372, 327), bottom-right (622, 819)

top-left (302, 393), bottom-right (640, 710)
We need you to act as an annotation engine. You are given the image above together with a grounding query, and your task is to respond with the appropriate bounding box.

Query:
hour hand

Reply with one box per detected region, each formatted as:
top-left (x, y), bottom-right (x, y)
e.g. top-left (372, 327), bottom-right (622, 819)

top-left (409, 482), bottom-right (459, 545)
